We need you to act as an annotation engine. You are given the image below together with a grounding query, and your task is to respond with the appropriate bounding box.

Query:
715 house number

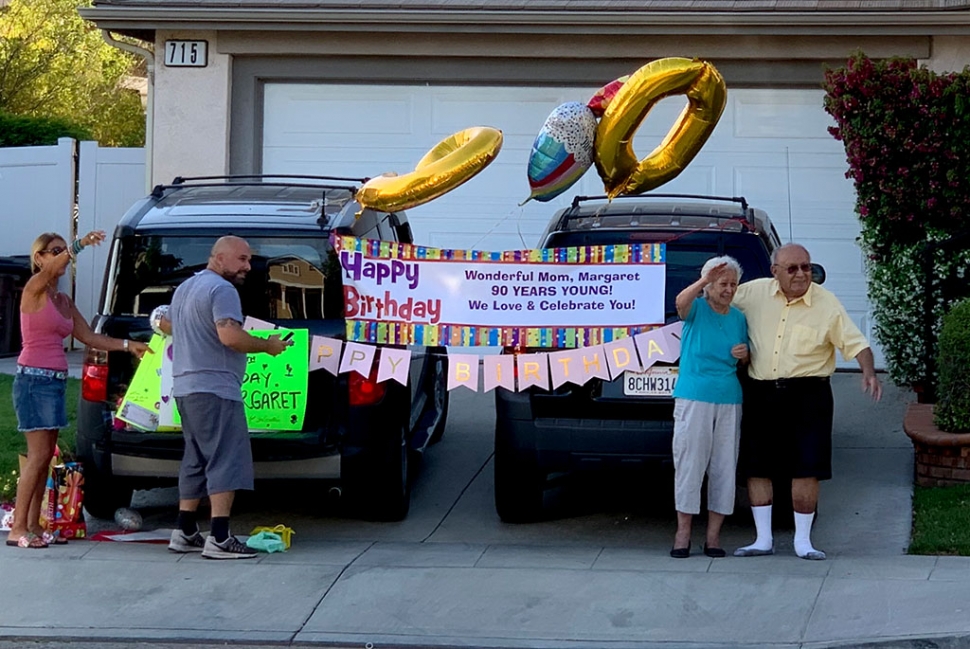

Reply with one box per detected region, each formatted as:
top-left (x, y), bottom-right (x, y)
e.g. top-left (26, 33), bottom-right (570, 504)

top-left (164, 40), bottom-right (208, 67)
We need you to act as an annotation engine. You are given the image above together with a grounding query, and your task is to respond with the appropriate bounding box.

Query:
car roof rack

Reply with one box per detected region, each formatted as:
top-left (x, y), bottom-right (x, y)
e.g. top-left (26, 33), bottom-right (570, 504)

top-left (569, 193), bottom-right (749, 212)
top-left (150, 175), bottom-right (369, 199)
top-left (170, 174), bottom-right (369, 185)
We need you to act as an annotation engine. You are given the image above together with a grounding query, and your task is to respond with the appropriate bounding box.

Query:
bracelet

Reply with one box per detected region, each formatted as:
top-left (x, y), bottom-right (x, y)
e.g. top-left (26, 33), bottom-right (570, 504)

top-left (70, 239), bottom-right (84, 256)
top-left (123, 339), bottom-right (129, 352)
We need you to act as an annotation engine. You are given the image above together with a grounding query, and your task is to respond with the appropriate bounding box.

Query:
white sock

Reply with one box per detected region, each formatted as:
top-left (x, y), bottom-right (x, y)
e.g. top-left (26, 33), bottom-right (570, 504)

top-left (738, 505), bottom-right (773, 552)
top-left (794, 511), bottom-right (825, 559)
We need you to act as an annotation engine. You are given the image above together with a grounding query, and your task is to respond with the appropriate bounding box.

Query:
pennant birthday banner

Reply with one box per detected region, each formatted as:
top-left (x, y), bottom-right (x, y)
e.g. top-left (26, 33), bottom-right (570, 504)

top-left (306, 320), bottom-right (682, 394)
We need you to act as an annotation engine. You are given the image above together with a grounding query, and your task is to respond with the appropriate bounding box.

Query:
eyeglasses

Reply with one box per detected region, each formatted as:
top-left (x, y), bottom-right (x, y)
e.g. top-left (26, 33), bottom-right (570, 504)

top-left (776, 263), bottom-right (812, 275)
top-left (41, 246), bottom-right (66, 256)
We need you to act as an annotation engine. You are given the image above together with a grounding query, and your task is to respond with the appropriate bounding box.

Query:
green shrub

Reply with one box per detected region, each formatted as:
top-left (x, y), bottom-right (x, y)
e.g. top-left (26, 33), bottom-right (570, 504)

top-left (0, 111), bottom-right (91, 147)
top-left (823, 54), bottom-right (970, 390)
top-left (935, 299), bottom-right (970, 433)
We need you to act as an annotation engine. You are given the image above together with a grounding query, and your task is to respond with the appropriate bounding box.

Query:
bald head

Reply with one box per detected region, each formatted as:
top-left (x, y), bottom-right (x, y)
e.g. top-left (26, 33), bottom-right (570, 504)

top-left (211, 235), bottom-right (248, 258)
top-left (208, 236), bottom-right (252, 285)
top-left (770, 243), bottom-right (809, 266)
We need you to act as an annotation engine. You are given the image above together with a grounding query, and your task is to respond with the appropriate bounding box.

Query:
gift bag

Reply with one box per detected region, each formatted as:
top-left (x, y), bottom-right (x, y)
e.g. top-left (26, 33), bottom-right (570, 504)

top-left (40, 462), bottom-right (86, 540)
top-left (246, 531), bottom-right (287, 553)
top-left (250, 524), bottom-right (294, 549)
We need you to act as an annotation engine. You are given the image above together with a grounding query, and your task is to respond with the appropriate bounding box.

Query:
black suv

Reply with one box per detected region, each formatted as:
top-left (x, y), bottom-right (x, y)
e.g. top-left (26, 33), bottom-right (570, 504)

top-left (76, 176), bottom-right (449, 522)
top-left (494, 194), bottom-right (792, 523)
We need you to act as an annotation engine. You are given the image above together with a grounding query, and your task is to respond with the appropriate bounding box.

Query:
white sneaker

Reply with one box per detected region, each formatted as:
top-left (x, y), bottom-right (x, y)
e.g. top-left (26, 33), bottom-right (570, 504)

top-left (201, 535), bottom-right (257, 560)
top-left (168, 529), bottom-right (205, 553)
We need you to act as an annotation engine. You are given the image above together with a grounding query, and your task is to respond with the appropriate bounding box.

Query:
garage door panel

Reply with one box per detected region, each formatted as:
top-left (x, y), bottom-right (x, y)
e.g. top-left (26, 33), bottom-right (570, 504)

top-left (657, 164), bottom-right (718, 195)
top-left (262, 82), bottom-right (882, 368)
top-left (264, 86), bottom-right (418, 142)
top-left (791, 207), bottom-right (861, 242)
top-left (733, 162), bottom-right (788, 199)
top-left (733, 90), bottom-right (833, 140)
top-left (430, 89), bottom-right (593, 137)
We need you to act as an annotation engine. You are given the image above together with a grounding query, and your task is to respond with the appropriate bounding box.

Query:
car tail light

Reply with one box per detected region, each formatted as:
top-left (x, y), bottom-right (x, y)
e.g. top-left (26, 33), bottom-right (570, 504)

top-left (502, 345), bottom-right (529, 379)
top-left (348, 364), bottom-right (386, 406)
top-left (81, 347), bottom-right (109, 402)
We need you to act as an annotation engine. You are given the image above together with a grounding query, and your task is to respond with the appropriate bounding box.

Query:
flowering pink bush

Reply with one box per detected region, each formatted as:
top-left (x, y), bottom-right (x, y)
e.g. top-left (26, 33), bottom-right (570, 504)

top-left (824, 54), bottom-right (970, 388)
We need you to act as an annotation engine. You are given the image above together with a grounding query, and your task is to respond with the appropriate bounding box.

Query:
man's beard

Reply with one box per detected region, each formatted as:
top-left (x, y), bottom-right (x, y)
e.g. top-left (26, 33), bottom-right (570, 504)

top-left (223, 269), bottom-right (246, 286)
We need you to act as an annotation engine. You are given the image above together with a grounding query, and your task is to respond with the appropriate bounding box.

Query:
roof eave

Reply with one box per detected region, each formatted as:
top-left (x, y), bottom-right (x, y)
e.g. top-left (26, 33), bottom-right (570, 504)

top-left (80, 7), bottom-right (970, 37)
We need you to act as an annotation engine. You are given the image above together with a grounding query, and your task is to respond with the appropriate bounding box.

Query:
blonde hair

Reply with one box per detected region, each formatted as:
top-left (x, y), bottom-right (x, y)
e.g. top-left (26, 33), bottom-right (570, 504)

top-left (30, 232), bottom-right (66, 274)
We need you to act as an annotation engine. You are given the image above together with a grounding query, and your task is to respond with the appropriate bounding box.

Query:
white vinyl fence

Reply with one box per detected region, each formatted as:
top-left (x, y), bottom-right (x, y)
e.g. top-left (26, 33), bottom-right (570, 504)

top-left (0, 138), bottom-right (145, 336)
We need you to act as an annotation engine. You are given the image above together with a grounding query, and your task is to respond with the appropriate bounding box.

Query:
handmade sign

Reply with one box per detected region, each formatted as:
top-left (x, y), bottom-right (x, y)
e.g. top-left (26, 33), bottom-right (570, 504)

top-left (242, 329), bottom-right (309, 431)
top-left (333, 236), bottom-right (666, 347)
top-left (119, 330), bottom-right (309, 432)
top-left (116, 334), bottom-right (168, 431)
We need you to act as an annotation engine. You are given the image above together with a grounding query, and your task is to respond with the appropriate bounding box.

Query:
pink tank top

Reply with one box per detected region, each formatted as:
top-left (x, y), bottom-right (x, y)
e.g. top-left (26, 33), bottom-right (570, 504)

top-left (18, 295), bottom-right (74, 371)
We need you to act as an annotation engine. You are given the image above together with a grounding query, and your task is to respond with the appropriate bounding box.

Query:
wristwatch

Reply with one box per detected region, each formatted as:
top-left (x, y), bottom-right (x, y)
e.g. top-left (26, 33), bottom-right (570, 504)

top-left (123, 339), bottom-right (129, 352)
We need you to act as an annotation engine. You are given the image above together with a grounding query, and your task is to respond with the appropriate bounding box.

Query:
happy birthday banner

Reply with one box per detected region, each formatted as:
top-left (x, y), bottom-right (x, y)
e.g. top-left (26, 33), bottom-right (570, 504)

top-left (333, 236), bottom-right (666, 347)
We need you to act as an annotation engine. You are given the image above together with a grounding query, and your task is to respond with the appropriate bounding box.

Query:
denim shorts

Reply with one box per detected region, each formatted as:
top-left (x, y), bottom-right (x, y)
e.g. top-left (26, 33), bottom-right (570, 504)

top-left (12, 369), bottom-right (68, 432)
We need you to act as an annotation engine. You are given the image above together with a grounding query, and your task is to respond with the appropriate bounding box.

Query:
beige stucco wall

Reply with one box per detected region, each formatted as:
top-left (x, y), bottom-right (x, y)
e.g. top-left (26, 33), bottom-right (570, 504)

top-left (152, 30), bottom-right (230, 186)
top-left (923, 36), bottom-right (970, 74)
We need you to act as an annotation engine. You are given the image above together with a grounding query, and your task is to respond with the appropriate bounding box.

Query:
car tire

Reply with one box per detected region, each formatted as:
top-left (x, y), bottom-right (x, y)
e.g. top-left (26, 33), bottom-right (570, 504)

top-left (427, 353), bottom-right (449, 445)
top-left (358, 423), bottom-right (411, 522)
top-left (80, 460), bottom-right (134, 520)
top-left (494, 419), bottom-right (545, 523)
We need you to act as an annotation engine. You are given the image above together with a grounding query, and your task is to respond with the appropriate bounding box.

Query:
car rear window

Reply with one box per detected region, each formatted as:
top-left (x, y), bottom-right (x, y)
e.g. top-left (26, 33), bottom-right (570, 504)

top-left (109, 234), bottom-right (343, 321)
top-left (543, 230), bottom-right (772, 321)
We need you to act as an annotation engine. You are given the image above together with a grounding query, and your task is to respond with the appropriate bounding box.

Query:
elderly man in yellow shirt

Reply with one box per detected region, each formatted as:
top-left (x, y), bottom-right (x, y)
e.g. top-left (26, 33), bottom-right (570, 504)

top-left (731, 243), bottom-right (882, 560)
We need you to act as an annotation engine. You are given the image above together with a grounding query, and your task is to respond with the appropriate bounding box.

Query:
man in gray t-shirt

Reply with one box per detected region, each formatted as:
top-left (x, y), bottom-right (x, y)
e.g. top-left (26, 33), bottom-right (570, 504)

top-left (161, 236), bottom-right (289, 560)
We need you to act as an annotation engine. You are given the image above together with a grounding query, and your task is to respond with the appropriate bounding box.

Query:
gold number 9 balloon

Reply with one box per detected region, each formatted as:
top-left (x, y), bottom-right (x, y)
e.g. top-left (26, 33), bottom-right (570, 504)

top-left (594, 57), bottom-right (727, 199)
top-left (356, 126), bottom-right (504, 213)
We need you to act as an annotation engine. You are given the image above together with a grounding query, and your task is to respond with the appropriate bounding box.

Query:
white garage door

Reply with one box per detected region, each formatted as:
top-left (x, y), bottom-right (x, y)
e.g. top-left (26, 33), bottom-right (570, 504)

top-left (262, 83), bottom-right (882, 369)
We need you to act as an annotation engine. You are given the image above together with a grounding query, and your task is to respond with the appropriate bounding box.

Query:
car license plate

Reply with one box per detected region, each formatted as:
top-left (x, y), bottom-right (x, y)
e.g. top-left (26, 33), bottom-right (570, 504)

top-left (623, 366), bottom-right (678, 397)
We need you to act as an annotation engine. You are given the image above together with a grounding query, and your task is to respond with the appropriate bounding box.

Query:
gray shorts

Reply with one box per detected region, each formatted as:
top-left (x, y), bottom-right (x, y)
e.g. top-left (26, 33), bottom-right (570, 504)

top-left (175, 393), bottom-right (254, 499)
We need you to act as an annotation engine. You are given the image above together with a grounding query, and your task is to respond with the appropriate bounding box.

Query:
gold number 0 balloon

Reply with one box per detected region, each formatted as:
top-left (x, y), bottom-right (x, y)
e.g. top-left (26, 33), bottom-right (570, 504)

top-left (356, 126), bottom-right (504, 213)
top-left (594, 58), bottom-right (727, 199)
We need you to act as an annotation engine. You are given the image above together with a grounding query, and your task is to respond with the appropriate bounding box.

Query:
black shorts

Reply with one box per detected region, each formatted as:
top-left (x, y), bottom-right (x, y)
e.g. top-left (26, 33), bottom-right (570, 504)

top-left (738, 376), bottom-right (834, 481)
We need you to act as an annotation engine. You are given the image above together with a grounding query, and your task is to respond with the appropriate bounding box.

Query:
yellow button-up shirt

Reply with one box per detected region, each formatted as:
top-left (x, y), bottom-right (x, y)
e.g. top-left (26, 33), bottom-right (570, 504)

top-left (732, 278), bottom-right (869, 380)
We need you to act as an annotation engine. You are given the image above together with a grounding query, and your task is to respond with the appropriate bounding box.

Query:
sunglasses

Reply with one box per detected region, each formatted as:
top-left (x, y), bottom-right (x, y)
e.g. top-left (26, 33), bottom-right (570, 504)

top-left (41, 246), bottom-right (67, 256)
top-left (776, 263), bottom-right (812, 275)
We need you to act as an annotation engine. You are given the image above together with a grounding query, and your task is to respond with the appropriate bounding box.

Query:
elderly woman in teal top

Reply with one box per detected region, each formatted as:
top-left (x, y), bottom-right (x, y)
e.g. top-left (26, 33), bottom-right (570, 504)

top-left (669, 256), bottom-right (749, 558)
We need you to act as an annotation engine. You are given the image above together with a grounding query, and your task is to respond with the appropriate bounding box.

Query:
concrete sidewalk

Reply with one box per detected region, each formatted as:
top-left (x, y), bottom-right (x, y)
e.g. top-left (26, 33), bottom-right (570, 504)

top-left (2, 534), bottom-right (969, 648)
top-left (2, 356), bottom-right (968, 648)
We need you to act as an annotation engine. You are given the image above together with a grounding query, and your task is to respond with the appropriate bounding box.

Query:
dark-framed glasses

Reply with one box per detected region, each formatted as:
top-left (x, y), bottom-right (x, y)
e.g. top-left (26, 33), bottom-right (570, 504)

top-left (780, 263), bottom-right (812, 275)
top-left (42, 246), bottom-right (67, 256)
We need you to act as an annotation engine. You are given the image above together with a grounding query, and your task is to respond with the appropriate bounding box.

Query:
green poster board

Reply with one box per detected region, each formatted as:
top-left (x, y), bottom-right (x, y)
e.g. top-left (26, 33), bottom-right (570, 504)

top-left (242, 329), bottom-right (309, 431)
top-left (116, 334), bottom-right (168, 431)
top-left (117, 329), bottom-right (310, 432)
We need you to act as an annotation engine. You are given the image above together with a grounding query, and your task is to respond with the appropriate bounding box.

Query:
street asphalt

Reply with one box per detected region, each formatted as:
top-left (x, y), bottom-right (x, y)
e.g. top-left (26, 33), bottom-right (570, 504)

top-left (1, 350), bottom-right (969, 648)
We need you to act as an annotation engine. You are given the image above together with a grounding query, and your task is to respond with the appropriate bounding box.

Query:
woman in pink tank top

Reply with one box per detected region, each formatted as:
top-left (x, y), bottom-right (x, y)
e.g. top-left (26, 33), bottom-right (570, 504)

top-left (6, 231), bottom-right (149, 550)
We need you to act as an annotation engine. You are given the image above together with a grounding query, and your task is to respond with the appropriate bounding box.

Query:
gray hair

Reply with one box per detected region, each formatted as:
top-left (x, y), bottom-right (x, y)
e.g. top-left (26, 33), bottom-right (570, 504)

top-left (701, 255), bottom-right (742, 295)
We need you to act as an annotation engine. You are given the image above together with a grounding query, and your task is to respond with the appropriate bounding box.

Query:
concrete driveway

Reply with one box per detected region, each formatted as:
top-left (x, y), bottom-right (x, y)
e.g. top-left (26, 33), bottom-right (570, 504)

top-left (117, 371), bottom-right (914, 558)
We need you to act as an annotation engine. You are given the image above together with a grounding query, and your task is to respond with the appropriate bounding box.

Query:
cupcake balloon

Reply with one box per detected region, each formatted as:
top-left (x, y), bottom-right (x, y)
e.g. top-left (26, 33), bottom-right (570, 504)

top-left (524, 102), bottom-right (598, 203)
